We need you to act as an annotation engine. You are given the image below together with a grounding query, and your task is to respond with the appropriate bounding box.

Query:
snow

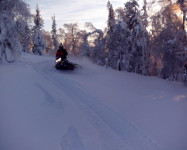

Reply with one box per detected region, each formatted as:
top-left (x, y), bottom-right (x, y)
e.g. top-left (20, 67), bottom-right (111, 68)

top-left (0, 53), bottom-right (187, 150)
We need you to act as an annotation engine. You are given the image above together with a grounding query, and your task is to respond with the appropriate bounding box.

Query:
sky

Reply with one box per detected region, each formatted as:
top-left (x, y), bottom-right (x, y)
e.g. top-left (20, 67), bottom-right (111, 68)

top-left (27, 0), bottom-right (127, 31)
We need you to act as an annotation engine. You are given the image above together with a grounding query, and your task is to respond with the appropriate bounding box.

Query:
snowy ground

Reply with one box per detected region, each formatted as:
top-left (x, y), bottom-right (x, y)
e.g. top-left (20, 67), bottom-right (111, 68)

top-left (0, 53), bottom-right (187, 150)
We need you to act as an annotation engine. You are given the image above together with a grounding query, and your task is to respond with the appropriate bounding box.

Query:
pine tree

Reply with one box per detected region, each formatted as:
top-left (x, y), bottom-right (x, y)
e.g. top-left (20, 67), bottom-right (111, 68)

top-left (107, 1), bottom-right (115, 32)
top-left (32, 5), bottom-right (45, 55)
top-left (125, 0), bottom-right (149, 75)
top-left (106, 1), bottom-right (116, 68)
top-left (34, 5), bottom-right (44, 30)
top-left (112, 6), bottom-right (132, 71)
top-left (51, 15), bottom-right (59, 51)
top-left (116, 21), bottom-right (132, 71)
top-left (141, 0), bottom-right (149, 28)
top-left (141, 0), bottom-right (149, 75)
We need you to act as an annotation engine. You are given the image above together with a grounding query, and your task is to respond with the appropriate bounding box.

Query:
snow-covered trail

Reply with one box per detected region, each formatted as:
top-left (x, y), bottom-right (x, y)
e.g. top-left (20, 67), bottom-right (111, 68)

top-left (0, 53), bottom-right (187, 150)
top-left (34, 60), bottom-right (159, 150)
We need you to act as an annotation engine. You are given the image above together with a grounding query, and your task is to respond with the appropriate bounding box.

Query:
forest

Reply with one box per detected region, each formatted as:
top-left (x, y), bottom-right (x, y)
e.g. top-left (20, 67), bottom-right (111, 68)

top-left (0, 0), bottom-right (187, 84)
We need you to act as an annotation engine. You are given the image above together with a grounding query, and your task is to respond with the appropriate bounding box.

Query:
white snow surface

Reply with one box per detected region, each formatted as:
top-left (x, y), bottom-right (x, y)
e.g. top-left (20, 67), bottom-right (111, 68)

top-left (0, 53), bottom-right (187, 150)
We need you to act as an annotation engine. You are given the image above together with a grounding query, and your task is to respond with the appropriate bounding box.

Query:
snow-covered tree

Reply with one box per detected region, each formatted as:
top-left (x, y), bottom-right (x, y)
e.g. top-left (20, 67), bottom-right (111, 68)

top-left (16, 18), bottom-right (32, 53)
top-left (80, 33), bottom-right (91, 57)
top-left (107, 1), bottom-right (116, 32)
top-left (80, 22), bottom-right (104, 62)
top-left (161, 40), bottom-right (183, 80)
top-left (141, 0), bottom-right (150, 75)
top-left (58, 28), bottom-right (65, 43)
top-left (149, 1), bottom-right (186, 80)
top-left (32, 29), bottom-right (45, 55)
top-left (115, 7), bottom-right (126, 22)
top-left (32, 5), bottom-right (45, 55)
top-left (141, 0), bottom-right (149, 29)
top-left (42, 30), bottom-right (53, 54)
top-left (125, 0), bottom-right (149, 75)
top-left (91, 29), bottom-right (104, 65)
top-left (115, 21), bottom-right (132, 71)
top-left (33, 5), bottom-right (44, 30)
top-left (110, 6), bottom-right (133, 71)
top-left (63, 23), bottom-right (79, 55)
top-left (105, 1), bottom-right (116, 68)
top-left (0, 0), bottom-right (30, 62)
top-left (51, 15), bottom-right (59, 51)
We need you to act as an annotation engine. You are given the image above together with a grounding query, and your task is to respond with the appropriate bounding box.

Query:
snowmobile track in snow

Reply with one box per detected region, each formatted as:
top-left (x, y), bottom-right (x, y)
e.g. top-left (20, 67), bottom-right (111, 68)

top-left (33, 61), bottom-right (160, 150)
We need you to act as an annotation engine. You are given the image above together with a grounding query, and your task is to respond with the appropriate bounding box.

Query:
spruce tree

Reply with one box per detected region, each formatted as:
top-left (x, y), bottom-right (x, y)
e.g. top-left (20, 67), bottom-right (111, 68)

top-left (125, 0), bottom-right (148, 75)
top-left (34, 5), bottom-right (44, 30)
top-left (115, 21), bottom-right (132, 71)
top-left (106, 1), bottom-right (116, 68)
top-left (51, 15), bottom-right (59, 51)
top-left (32, 5), bottom-right (45, 55)
top-left (141, 0), bottom-right (149, 75)
top-left (141, 0), bottom-right (149, 28)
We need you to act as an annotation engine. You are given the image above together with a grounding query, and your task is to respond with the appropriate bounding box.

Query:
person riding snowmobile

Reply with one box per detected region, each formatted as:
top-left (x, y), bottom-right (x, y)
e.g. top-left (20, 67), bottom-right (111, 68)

top-left (56, 44), bottom-right (68, 61)
top-left (55, 44), bottom-right (76, 70)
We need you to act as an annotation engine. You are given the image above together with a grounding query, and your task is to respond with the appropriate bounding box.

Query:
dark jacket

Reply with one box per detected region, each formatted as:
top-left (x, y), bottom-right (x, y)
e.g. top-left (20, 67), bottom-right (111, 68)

top-left (56, 47), bottom-right (68, 60)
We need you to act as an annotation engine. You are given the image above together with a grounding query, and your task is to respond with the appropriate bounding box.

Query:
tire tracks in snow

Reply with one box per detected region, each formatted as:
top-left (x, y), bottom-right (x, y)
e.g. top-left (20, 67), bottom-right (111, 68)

top-left (33, 61), bottom-right (160, 150)
top-left (61, 126), bottom-right (86, 150)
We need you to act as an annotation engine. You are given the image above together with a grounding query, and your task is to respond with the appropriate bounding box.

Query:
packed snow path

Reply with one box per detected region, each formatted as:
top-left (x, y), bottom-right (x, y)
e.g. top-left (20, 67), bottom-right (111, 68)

top-left (0, 53), bottom-right (187, 150)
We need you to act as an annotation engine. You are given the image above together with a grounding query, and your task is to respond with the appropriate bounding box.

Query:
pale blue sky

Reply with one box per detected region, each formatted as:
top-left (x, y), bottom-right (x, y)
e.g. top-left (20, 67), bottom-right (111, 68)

top-left (27, 0), bottom-right (128, 31)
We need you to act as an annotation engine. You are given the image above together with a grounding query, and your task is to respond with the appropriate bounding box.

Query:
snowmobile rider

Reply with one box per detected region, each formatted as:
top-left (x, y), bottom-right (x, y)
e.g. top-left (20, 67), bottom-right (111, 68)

top-left (56, 44), bottom-right (68, 61)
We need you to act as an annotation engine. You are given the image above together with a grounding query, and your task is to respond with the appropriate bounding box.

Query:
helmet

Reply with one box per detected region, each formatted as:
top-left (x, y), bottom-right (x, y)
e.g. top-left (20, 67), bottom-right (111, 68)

top-left (59, 43), bottom-right (63, 49)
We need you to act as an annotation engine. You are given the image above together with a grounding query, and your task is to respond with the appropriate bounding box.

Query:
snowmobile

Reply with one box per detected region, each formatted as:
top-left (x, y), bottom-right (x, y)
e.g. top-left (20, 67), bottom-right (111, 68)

top-left (55, 57), bottom-right (76, 70)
